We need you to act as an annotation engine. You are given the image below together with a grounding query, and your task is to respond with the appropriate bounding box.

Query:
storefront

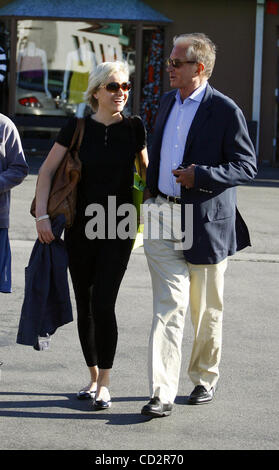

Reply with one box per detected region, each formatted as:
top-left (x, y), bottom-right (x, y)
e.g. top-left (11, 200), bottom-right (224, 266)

top-left (0, 0), bottom-right (171, 152)
top-left (3, 0), bottom-right (279, 164)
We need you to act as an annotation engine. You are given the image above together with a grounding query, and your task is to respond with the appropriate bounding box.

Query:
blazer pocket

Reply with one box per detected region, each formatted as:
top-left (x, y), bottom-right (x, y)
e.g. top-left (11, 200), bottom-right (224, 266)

top-left (206, 203), bottom-right (234, 221)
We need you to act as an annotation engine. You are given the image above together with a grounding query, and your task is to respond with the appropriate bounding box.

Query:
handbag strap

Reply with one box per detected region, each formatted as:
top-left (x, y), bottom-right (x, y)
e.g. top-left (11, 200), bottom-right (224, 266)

top-left (135, 151), bottom-right (143, 178)
top-left (69, 118), bottom-right (85, 151)
top-left (128, 116), bottom-right (142, 178)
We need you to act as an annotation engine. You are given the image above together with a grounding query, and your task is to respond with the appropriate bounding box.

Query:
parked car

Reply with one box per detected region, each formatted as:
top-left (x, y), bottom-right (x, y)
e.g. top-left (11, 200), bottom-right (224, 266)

top-left (16, 69), bottom-right (77, 117)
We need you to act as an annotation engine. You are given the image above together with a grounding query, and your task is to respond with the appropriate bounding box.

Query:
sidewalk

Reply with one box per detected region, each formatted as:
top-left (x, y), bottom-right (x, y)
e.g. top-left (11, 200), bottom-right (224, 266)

top-left (0, 160), bottom-right (278, 450)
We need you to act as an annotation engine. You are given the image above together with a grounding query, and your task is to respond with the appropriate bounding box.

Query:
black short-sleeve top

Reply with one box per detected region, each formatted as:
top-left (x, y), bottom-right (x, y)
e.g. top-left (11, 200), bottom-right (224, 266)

top-left (56, 114), bottom-right (146, 215)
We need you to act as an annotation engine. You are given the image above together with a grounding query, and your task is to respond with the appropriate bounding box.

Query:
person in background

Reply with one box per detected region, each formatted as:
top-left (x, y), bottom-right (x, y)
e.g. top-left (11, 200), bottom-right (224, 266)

top-left (141, 33), bottom-right (257, 418)
top-left (0, 113), bottom-right (29, 363)
top-left (34, 61), bottom-right (148, 410)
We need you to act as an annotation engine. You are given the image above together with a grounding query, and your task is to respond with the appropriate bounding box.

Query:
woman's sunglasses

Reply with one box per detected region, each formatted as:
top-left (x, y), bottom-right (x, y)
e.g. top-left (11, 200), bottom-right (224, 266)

top-left (104, 82), bottom-right (132, 92)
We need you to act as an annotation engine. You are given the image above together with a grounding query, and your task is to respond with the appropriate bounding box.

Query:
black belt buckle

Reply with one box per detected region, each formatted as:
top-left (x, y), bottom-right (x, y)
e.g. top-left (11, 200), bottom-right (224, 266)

top-left (159, 191), bottom-right (181, 204)
top-left (168, 195), bottom-right (181, 204)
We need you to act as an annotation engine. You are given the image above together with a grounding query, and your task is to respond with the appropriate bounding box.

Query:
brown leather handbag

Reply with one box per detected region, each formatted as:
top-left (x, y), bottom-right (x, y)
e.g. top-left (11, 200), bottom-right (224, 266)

top-left (30, 118), bottom-right (85, 228)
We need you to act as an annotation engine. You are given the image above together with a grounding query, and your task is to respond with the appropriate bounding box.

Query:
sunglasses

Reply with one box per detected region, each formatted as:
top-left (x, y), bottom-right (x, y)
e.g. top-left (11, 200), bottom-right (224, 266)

top-left (165, 58), bottom-right (197, 69)
top-left (104, 81), bottom-right (132, 92)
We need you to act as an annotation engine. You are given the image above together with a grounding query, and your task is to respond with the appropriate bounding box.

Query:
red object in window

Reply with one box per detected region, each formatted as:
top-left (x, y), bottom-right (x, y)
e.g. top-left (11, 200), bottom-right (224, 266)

top-left (266, 1), bottom-right (279, 15)
top-left (18, 96), bottom-right (42, 108)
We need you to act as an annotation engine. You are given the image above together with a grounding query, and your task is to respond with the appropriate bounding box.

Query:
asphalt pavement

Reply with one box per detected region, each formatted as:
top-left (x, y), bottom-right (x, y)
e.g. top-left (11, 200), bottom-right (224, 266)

top-left (0, 158), bottom-right (278, 451)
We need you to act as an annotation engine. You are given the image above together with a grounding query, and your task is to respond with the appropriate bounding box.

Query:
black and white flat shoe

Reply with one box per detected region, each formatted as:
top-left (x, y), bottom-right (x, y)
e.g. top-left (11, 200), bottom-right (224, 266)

top-left (77, 388), bottom-right (96, 400)
top-left (93, 398), bottom-right (112, 410)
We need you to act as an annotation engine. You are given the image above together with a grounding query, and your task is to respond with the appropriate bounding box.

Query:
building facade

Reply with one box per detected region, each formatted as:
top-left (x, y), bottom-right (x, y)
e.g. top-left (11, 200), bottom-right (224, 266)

top-left (0, 0), bottom-right (278, 165)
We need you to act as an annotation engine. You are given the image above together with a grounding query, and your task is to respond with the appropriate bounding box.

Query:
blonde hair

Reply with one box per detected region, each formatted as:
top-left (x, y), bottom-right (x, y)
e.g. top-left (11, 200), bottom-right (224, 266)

top-left (173, 33), bottom-right (216, 79)
top-left (85, 61), bottom-right (129, 111)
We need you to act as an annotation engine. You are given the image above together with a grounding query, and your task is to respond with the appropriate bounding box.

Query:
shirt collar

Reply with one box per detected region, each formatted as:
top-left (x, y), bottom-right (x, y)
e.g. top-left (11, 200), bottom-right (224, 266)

top-left (175, 81), bottom-right (207, 105)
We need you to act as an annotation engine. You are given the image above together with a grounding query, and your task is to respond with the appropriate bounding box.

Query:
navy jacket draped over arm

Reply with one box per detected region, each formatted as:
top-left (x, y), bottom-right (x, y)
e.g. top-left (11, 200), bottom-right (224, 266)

top-left (17, 215), bottom-right (73, 349)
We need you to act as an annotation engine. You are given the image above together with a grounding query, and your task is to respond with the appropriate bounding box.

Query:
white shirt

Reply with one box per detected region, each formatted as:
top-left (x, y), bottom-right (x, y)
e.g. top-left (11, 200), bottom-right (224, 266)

top-left (158, 82), bottom-right (207, 197)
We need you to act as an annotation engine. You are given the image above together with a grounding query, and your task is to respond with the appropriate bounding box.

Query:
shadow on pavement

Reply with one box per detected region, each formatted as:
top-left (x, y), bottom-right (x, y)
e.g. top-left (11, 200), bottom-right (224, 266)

top-left (0, 391), bottom-right (153, 425)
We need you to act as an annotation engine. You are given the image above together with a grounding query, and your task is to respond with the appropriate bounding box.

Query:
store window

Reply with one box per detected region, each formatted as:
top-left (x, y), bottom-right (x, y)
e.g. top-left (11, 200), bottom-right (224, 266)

top-left (16, 20), bottom-right (136, 118)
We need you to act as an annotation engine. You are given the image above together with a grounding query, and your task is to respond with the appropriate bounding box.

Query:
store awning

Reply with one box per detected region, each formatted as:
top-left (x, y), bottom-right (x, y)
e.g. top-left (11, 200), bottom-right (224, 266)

top-left (0, 0), bottom-right (172, 23)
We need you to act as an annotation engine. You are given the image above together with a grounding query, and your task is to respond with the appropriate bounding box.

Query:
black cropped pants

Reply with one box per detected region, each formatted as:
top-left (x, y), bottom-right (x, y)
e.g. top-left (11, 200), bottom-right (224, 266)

top-left (65, 226), bottom-right (133, 369)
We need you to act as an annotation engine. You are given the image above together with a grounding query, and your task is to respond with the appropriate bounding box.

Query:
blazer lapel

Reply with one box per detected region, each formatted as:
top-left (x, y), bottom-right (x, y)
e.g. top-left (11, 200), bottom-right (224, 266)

top-left (182, 83), bottom-right (213, 163)
top-left (156, 91), bottom-right (176, 144)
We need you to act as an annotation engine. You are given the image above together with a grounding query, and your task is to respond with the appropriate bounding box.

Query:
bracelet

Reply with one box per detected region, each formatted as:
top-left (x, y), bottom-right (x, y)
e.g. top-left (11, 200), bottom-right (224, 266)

top-left (36, 214), bottom-right (49, 222)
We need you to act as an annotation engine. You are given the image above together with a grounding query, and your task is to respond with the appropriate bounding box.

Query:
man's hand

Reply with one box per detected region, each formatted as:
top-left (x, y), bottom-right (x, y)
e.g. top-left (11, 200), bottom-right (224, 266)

top-left (172, 164), bottom-right (195, 189)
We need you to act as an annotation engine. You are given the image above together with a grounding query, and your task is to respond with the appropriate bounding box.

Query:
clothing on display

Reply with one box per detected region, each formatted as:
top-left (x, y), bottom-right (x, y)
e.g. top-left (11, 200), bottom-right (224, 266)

top-left (0, 46), bottom-right (7, 83)
top-left (69, 65), bottom-right (91, 104)
top-left (62, 41), bottom-right (97, 106)
top-left (19, 55), bottom-right (44, 79)
top-left (140, 30), bottom-right (164, 146)
top-left (17, 41), bottom-right (51, 97)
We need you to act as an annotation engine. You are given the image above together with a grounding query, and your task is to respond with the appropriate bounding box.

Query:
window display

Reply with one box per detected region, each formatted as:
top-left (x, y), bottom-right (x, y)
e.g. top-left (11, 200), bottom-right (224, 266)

top-left (16, 20), bottom-right (136, 118)
top-left (140, 28), bottom-right (164, 147)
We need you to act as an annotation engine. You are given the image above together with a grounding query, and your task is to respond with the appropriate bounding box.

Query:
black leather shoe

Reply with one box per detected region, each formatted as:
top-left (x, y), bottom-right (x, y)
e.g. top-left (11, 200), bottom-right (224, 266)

top-left (141, 397), bottom-right (172, 418)
top-left (187, 385), bottom-right (215, 405)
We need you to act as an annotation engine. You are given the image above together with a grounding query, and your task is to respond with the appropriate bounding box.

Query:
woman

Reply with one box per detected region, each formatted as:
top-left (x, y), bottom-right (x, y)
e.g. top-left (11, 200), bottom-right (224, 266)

top-left (35, 61), bottom-right (148, 409)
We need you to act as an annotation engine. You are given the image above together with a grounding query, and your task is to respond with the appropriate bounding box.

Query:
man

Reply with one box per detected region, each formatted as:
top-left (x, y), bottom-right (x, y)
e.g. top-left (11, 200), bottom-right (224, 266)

top-left (0, 113), bottom-right (28, 367)
top-left (141, 33), bottom-right (257, 418)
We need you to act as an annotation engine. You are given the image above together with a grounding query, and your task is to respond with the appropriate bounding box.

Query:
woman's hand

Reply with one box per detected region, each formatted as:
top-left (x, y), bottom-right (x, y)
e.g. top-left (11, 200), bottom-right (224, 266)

top-left (36, 218), bottom-right (55, 244)
top-left (34, 142), bottom-right (67, 244)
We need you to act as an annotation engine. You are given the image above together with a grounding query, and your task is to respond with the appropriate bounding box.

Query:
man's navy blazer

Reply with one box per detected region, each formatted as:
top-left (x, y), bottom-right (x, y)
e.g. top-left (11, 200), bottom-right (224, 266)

top-left (146, 84), bottom-right (258, 264)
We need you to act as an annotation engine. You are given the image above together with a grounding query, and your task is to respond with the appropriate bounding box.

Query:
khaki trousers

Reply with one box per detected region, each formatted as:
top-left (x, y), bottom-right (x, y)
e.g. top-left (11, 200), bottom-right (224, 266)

top-left (143, 196), bottom-right (228, 404)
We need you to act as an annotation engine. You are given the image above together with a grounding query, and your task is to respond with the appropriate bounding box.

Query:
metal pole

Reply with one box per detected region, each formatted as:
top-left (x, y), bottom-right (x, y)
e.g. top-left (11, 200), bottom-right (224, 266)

top-left (252, 0), bottom-right (265, 157)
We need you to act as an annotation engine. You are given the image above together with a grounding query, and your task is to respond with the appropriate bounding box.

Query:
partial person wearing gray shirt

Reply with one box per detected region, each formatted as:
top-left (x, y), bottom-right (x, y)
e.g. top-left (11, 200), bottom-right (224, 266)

top-left (0, 113), bottom-right (28, 294)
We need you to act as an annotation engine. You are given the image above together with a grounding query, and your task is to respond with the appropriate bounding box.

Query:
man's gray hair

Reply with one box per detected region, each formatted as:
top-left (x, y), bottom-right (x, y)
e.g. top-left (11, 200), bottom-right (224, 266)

top-left (173, 33), bottom-right (216, 79)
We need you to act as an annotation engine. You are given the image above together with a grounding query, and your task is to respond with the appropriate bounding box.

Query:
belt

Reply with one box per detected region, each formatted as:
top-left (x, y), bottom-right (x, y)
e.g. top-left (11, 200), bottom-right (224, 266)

top-left (158, 191), bottom-right (181, 204)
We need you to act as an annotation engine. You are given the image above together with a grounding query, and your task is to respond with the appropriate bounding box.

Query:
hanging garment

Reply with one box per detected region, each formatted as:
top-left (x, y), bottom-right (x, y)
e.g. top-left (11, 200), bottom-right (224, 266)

top-left (68, 60), bottom-right (92, 104)
top-left (19, 55), bottom-right (44, 79)
top-left (140, 30), bottom-right (164, 142)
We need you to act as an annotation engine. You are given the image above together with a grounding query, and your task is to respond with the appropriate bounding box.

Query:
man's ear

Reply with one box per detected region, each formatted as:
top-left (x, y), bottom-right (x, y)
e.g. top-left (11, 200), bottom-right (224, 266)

top-left (197, 63), bottom-right (205, 74)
